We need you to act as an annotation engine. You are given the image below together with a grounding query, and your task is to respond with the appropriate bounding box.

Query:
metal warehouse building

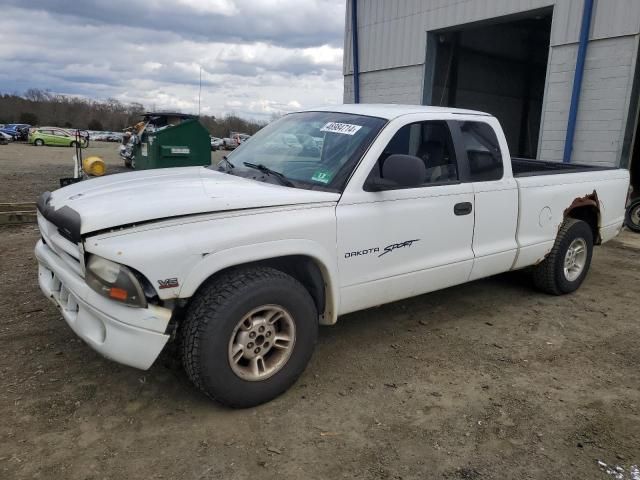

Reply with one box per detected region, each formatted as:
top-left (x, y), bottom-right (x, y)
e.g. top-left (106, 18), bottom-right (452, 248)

top-left (343, 0), bottom-right (640, 189)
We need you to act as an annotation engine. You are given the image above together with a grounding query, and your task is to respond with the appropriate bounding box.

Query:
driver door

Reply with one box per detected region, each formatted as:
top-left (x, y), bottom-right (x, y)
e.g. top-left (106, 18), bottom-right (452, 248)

top-left (336, 119), bottom-right (475, 315)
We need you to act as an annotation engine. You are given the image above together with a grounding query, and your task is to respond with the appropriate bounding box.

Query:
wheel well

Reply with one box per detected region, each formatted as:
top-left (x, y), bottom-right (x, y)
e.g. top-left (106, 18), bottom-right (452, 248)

top-left (194, 256), bottom-right (327, 317)
top-left (565, 205), bottom-right (600, 244)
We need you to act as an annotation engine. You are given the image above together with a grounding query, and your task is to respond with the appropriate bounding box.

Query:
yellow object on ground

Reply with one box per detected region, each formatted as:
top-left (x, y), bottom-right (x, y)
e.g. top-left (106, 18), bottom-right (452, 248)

top-left (82, 156), bottom-right (106, 176)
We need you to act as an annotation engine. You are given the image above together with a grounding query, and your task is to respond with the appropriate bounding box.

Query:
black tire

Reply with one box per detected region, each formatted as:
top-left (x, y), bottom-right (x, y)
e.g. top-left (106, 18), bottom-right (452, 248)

top-left (34, 139), bottom-right (44, 146)
top-left (625, 199), bottom-right (640, 233)
top-left (70, 141), bottom-right (78, 148)
top-left (180, 267), bottom-right (318, 408)
top-left (532, 218), bottom-right (594, 295)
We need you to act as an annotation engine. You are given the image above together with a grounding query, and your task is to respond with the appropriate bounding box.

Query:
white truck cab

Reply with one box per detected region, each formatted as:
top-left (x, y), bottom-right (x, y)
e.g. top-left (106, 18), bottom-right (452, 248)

top-left (35, 104), bottom-right (630, 407)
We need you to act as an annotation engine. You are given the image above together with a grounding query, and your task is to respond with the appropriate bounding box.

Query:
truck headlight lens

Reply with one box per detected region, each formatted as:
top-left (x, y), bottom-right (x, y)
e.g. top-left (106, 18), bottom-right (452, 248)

top-left (86, 255), bottom-right (147, 308)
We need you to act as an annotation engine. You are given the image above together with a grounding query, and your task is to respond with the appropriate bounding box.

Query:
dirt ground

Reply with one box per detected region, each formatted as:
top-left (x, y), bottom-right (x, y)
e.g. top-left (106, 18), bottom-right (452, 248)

top-left (1, 142), bottom-right (639, 479)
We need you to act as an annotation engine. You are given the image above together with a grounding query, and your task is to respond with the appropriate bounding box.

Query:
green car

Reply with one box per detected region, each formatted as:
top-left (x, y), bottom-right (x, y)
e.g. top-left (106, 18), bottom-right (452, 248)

top-left (29, 127), bottom-right (87, 147)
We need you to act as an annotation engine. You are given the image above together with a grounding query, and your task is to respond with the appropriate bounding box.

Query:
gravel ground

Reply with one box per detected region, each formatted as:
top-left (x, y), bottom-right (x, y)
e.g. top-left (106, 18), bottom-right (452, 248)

top-left (0, 142), bottom-right (639, 479)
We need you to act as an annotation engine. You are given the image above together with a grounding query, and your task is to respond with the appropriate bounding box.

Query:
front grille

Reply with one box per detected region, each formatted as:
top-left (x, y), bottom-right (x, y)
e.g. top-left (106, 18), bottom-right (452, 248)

top-left (37, 213), bottom-right (83, 277)
top-left (40, 264), bottom-right (80, 319)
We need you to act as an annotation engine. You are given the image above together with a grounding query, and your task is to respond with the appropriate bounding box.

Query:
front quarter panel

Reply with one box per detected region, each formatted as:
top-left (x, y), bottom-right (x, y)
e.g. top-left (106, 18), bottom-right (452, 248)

top-left (85, 204), bottom-right (340, 321)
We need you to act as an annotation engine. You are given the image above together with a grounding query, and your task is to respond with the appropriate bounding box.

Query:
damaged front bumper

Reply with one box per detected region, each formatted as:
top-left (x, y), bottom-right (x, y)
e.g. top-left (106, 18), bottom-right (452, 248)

top-left (35, 239), bottom-right (171, 370)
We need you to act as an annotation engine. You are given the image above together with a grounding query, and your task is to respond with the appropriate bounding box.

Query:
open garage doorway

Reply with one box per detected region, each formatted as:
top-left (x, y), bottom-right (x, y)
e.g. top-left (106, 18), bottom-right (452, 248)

top-left (426, 9), bottom-right (553, 158)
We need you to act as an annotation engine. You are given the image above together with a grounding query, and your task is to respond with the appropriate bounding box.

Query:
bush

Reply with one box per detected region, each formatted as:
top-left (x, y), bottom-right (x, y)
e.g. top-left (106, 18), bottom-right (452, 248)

top-left (88, 119), bottom-right (104, 131)
top-left (19, 112), bottom-right (38, 125)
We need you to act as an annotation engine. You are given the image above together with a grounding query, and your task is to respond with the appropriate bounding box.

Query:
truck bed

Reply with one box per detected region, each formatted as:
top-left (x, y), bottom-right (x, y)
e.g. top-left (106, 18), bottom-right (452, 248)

top-left (512, 158), bottom-right (617, 177)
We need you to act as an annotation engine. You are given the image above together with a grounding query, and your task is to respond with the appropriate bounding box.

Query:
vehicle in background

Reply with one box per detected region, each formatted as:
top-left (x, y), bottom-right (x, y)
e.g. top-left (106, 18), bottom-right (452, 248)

top-left (34, 105), bottom-right (630, 408)
top-left (1, 124), bottom-right (30, 141)
top-left (88, 131), bottom-right (123, 142)
top-left (223, 132), bottom-right (250, 150)
top-left (626, 192), bottom-right (640, 232)
top-left (210, 136), bottom-right (223, 151)
top-left (0, 131), bottom-right (14, 143)
top-left (0, 126), bottom-right (17, 140)
top-left (106, 132), bottom-right (121, 142)
top-left (29, 127), bottom-right (88, 147)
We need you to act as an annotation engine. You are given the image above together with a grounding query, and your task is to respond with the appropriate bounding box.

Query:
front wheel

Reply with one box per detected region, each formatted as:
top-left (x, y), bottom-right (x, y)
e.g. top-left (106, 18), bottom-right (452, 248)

top-left (532, 218), bottom-right (594, 295)
top-left (179, 267), bottom-right (318, 408)
top-left (34, 139), bottom-right (44, 146)
top-left (625, 199), bottom-right (640, 233)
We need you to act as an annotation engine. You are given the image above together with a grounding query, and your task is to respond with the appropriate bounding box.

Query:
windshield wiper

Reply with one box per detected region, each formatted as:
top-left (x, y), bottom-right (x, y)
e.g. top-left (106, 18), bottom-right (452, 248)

top-left (243, 162), bottom-right (295, 187)
top-left (218, 155), bottom-right (235, 171)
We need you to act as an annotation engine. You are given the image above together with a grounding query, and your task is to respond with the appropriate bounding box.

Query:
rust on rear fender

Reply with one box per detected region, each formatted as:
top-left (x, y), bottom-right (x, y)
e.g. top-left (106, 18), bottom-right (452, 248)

top-left (563, 190), bottom-right (601, 243)
top-left (563, 190), bottom-right (599, 217)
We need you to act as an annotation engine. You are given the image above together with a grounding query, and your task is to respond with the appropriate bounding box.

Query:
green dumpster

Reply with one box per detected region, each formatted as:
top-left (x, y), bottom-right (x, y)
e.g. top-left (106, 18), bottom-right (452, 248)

top-left (132, 112), bottom-right (210, 170)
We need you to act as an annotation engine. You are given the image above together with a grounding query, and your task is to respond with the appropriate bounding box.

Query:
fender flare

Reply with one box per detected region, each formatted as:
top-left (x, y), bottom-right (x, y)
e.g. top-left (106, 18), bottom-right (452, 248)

top-left (178, 239), bottom-right (340, 324)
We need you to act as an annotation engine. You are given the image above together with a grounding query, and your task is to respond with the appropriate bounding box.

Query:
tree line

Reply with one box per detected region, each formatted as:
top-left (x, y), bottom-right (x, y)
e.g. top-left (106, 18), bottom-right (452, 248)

top-left (0, 89), bottom-right (265, 137)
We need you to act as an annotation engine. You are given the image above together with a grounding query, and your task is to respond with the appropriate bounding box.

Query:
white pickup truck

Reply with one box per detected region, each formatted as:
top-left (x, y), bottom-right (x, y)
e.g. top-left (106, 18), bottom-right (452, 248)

top-left (35, 104), bottom-right (629, 407)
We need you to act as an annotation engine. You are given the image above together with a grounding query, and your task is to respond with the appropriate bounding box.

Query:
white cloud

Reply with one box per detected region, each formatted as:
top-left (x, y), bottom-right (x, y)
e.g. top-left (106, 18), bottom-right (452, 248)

top-left (0, 2), bottom-right (345, 120)
top-left (176, 0), bottom-right (238, 16)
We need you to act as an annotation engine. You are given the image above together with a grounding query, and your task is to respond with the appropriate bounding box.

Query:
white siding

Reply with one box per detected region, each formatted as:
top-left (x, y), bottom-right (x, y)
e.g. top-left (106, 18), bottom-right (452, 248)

top-left (344, 65), bottom-right (425, 104)
top-left (539, 35), bottom-right (639, 165)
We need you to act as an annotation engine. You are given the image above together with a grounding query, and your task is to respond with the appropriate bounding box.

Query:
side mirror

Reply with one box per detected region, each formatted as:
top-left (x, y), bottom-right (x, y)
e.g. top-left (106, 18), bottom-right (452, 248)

top-left (367, 154), bottom-right (426, 190)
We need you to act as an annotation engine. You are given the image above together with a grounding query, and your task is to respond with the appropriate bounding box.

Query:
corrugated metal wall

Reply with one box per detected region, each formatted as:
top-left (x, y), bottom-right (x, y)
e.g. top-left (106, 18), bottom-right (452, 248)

top-left (344, 0), bottom-right (640, 74)
top-left (343, 0), bottom-right (640, 166)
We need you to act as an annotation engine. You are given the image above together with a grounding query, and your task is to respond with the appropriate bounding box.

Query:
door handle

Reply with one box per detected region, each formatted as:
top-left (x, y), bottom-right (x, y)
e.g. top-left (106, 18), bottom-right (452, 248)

top-left (454, 202), bottom-right (473, 216)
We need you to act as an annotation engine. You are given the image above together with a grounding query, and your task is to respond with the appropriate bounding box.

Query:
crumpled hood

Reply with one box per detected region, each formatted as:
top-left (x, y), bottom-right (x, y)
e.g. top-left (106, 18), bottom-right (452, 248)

top-left (39, 167), bottom-right (339, 237)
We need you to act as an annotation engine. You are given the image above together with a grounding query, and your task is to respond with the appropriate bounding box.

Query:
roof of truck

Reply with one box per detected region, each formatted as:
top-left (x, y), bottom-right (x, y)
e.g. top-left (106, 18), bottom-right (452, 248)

top-left (305, 104), bottom-right (491, 120)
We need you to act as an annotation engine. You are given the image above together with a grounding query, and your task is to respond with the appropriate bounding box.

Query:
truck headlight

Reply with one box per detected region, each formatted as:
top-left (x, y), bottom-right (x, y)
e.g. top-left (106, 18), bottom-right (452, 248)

top-left (86, 255), bottom-right (147, 308)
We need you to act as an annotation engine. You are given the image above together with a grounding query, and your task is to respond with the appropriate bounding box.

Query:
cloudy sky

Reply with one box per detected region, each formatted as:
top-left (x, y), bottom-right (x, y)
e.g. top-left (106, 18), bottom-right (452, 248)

top-left (0, 0), bottom-right (346, 120)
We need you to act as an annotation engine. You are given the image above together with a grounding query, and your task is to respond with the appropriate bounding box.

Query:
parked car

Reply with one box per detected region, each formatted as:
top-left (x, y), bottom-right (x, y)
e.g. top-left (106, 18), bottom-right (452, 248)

top-left (1, 123), bottom-right (31, 141)
top-left (0, 131), bottom-right (14, 143)
top-left (34, 105), bottom-right (630, 408)
top-left (0, 127), bottom-right (19, 140)
top-left (210, 136), bottom-right (223, 151)
top-left (29, 127), bottom-right (87, 147)
top-left (223, 132), bottom-right (250, 150)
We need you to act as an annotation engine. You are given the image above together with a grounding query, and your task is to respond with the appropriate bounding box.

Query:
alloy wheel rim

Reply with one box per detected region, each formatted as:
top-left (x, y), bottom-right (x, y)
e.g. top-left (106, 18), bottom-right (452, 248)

top-left (563, 237), bottom-right (587, 282)
top-left (228, 305), bottom-right (296, 381)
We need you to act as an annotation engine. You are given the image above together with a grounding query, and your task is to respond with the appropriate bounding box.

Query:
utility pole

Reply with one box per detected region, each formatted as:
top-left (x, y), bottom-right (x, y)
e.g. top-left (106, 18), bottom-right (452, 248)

top-left (198, 66), bottom-right (202, 116)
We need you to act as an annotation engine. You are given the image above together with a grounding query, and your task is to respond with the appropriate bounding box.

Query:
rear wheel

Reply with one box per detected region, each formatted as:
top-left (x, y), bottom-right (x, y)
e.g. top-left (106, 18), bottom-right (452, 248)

top-left (532, 218), bottom-right (593, 295)
top-left (34, 139), bottom-right (44, 146)
top-left (70, 140), bottom-right (78, 148)
top-left (180, 267), bottom-right (318, 408)
top-left (625, 199), bottom-right (640, 233)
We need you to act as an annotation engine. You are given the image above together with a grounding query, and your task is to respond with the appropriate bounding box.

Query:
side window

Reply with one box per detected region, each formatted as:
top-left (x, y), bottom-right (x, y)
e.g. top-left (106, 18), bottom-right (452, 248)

top-left (369, 121), bottom-right (458, 188)
top-left (460, 121), bottom-right (503, 182)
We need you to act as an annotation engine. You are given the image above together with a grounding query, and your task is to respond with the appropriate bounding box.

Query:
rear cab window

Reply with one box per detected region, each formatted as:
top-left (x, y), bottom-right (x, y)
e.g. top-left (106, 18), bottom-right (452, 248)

top-left (458, 121), bottom-right (503, 182)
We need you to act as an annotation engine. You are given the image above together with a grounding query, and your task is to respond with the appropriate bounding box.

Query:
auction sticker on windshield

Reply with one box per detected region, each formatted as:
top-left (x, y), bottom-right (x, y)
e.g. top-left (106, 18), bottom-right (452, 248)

top-left (320, 122), bottom-right (362, 135)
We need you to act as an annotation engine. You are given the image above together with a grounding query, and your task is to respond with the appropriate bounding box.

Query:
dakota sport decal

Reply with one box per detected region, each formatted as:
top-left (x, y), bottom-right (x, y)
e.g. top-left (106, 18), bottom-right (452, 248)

top-left (344, 239), bottom-right (420, 259)
top-left (378, 239), bottom-right (420, 257)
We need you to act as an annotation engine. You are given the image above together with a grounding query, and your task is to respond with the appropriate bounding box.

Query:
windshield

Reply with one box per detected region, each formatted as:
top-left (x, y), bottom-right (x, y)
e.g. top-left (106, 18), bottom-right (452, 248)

top-left (215, 111), bottom-right (386, 191)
